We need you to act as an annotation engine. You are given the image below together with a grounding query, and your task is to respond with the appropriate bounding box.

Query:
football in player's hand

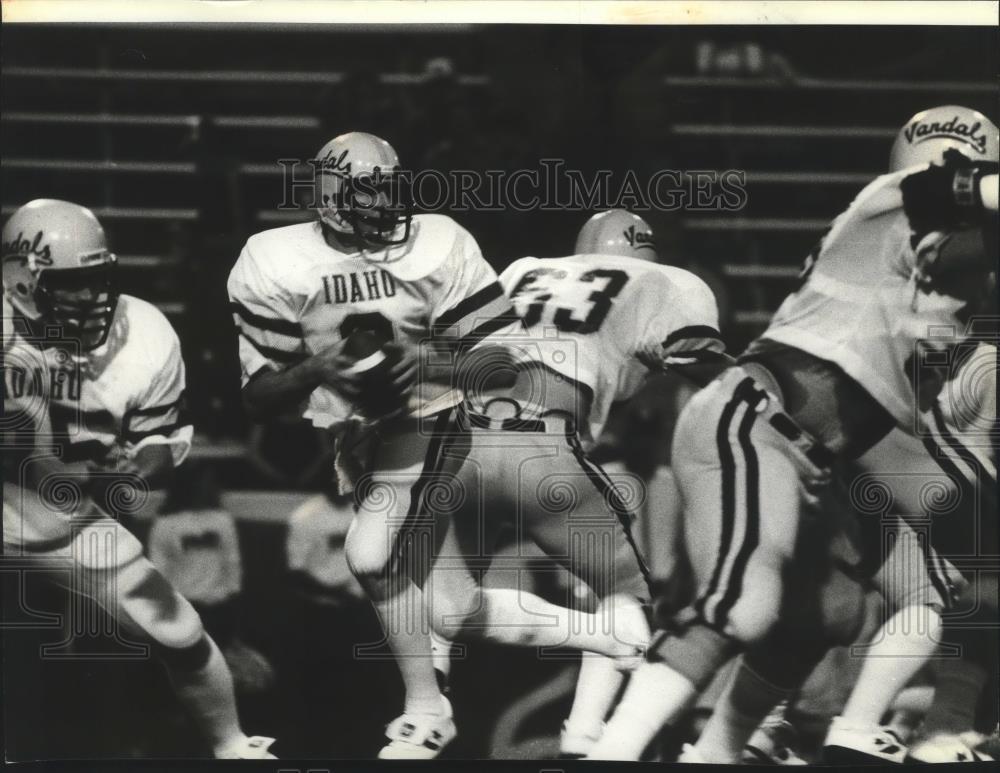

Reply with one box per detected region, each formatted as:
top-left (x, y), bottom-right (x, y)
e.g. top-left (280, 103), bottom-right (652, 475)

top-left (341, 330), bottom-right (412, 419)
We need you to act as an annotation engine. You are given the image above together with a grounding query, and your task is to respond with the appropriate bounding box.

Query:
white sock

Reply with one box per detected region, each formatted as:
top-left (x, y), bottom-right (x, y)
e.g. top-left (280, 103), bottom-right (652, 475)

top-left (563, 653), bottom-right (624, 746)
top-left (841, 604), bottom-right (942, 727)
top-left (373, 582), bottom-right (444, 716)
top-left (430, 632), bottom-right (454, 689)
top-left (695, 659), bottom-right (789, 763)
top-left (166, 635), bottom-right (245, 754)
top-left (587, 661), bottom-right (697, 760)
top-left (473, 588), bottom-right (645, 657)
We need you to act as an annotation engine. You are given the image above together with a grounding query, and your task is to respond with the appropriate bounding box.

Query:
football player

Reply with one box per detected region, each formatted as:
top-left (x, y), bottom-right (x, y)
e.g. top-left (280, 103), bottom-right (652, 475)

top-left (588, 105), bottom-right (999, 762)
top-left (906, 343), bottom-right (997, 764)
top-left (2, 200), bottom-right (275, 759)
top-left (829, 338), bottom-right (996, 765)
top-left (748, 110), bottom-right (997, 767)
top-left (227, 134), bottom-right (650, 758)
top-left (414, 207), bottom-right (729, 754)
top-left (559, 210), bottom-right (703, 758)
top-left (746, 340), bottom-right (995, 765)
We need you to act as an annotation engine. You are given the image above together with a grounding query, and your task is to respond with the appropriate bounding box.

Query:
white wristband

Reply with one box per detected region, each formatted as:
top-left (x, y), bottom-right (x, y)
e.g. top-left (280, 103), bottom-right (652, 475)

top-left (981, 173), bottom-right (998, 212)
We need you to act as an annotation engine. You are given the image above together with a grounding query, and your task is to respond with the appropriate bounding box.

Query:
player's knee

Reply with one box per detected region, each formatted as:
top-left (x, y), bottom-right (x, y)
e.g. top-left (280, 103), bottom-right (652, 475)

top-left (727, 598), bottom-right (782, 647)
top-left (154, 632), bottom-right (214, 672)
top-left (146, 592), bottom-right (204, 650)
top-left (118, 563), bottom-right (205, 650)
top-left (344, 522), bottom-right (391, 584)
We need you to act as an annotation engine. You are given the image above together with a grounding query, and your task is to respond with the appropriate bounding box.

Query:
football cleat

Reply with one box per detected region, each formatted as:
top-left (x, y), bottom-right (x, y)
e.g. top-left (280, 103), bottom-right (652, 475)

top-left (558, 719), bottom-right (605, 759)
top-left (215, 735), bottom-right (277, 759)
top-left (822, 716), bottom-right (907, 764)
top-left (905, 732), bottom-right (995, 764)
top-left (743, 706), bottom-right (809, 765)
top-left (378, 696), bottom-right (457, 760)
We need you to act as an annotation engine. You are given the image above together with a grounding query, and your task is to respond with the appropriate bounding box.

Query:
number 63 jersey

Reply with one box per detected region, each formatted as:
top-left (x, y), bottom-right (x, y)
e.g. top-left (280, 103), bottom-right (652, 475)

top-left (499, 253), bottom-right (725, 442)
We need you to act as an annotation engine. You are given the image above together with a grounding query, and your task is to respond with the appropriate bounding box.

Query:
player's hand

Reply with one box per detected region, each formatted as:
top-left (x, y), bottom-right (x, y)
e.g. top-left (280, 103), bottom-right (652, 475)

top-left (308, 340), bottom-right (364, 400)
top-left (381, 341), bottom-right (418, 395)
top-left (901, 149), bottom-right (985, 235)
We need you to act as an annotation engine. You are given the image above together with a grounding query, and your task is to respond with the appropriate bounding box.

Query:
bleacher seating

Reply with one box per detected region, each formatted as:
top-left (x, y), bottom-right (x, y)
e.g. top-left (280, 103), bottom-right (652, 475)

top-left (3, 24), bottom-right (995, 448)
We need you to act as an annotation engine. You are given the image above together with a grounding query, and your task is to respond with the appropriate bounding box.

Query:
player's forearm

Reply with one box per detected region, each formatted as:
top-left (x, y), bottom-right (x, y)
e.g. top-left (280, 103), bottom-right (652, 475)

top-left (241, 359), bottom-right (323, 420)
top-left (89, 444), bottom-right (174, 512)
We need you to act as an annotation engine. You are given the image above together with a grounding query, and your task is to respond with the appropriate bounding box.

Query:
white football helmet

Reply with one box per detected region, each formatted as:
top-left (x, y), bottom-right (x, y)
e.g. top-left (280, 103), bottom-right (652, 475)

top-left (889, 105), bottom-right (999, 172)
top-left (313, 132), bottom-right (412, 246)
top-left (2, 199), bottom-right (118, 350)
top-left (575, 209), bottom-right (657, 261)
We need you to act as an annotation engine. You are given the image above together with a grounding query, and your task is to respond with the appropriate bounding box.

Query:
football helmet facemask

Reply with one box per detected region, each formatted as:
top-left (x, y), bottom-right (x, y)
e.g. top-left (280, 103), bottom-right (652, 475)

top-left (314, 132), bottom-right (413, 247)
top-left (2, 199), bottom-right (119, 351)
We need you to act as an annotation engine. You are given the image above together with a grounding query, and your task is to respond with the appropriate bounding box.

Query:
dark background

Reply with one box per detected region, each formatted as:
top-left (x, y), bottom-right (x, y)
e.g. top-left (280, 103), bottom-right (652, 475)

top-left (1, 23), bottom-right (997, 761)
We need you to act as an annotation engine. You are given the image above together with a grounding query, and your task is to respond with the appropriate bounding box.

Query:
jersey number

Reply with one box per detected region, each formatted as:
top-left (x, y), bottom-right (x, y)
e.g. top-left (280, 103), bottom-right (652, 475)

top-left (339, 312), bottom-right (395, 344)
top-left (50, 404), bottom-right (115, 463)
top-left (2, 404), bottom-right (114, 463)
top-left (514, 269), bottom-right (629, 334)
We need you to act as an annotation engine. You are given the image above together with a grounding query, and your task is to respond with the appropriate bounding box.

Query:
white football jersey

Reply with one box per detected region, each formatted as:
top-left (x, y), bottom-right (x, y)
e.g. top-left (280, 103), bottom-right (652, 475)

top-left (759, 168), bottom-right (985, 429)
top-left (499, 254), bottom-right (724, 441)
top-left (227, 214), bottom-right (521, 430)
top-left (3, 295), bottom-right (193, 547)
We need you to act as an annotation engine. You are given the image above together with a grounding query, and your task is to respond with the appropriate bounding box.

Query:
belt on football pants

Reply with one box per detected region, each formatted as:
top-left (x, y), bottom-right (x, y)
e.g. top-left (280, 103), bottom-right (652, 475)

top-left (730, 374), bottom-right (836, 470)
top-left (459, 397), bottom-right (575, 433)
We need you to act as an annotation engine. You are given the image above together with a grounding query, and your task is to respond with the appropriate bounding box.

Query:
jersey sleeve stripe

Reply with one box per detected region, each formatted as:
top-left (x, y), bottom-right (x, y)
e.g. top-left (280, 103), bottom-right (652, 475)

top-left (664, 346), bottom-right (728, 361)
top-left (239, 329), bottom-right (307, 366)
top-left (124, 421), bottom-right (186, 444)
top-left (230, 301), bottom-right (303, 338)
top-left (124, 398), bottom-right (181, 420)
top-left (437, 295), bottom-right (516, 343)
top-left (435, 282), bottom-right (504, 328)
top-left (459, 312), bottom-right (524, 349)
top-left (661, 325), bottom-right (724, 351)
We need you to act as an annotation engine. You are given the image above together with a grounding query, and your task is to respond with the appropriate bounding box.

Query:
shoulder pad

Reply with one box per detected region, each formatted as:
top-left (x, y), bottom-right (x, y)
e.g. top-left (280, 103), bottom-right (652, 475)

top-left (371, 214), bottom-right (464, 282)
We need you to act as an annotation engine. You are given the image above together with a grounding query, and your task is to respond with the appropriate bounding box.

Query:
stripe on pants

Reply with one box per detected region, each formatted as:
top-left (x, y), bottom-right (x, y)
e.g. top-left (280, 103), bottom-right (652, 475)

top-left (390, 409), bottom-right (454, 571)
top-left (694, 386), bottom-right (748, 624)
top-left (713, 402), bottom-right (761, 627)
top-left (694, 375), bottom-right (769, 629)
